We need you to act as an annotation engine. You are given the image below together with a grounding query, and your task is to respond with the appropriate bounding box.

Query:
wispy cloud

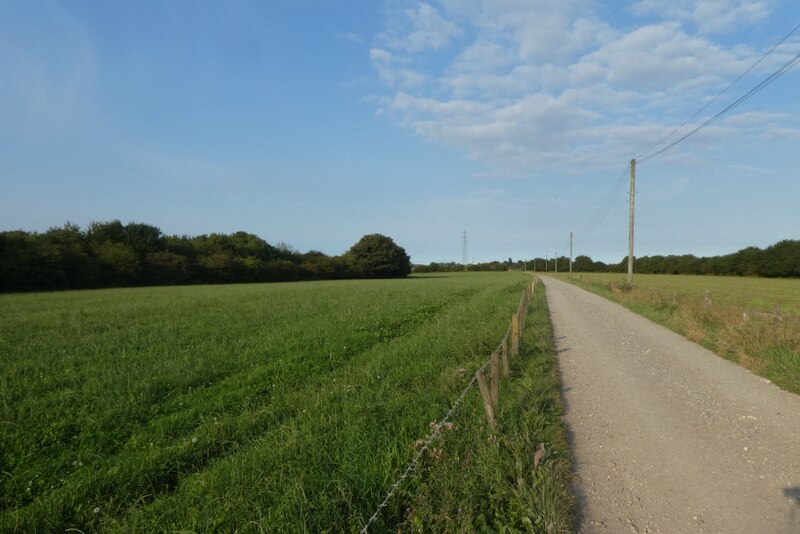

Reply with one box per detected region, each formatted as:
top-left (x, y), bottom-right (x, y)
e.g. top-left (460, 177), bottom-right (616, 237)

top-left (630, 0), bottom-right (773, 34)
top-left (339, 32), bottom-right (366, 44)
top-left (0, 1), bottom-right (97, 142)
top-left (378, 2), bottom-right (462, 52)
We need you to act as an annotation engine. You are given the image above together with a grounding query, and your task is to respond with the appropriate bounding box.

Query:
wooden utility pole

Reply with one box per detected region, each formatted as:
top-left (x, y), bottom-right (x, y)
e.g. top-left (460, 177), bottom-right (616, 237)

top-left (627, 159), bottom-right (636, 286)
top-left (545, 254), bottom-right (548, 272)
top-left (569, 232), bottom-right (573, 273)
top-left (555, 253), bottom-right (558, 273)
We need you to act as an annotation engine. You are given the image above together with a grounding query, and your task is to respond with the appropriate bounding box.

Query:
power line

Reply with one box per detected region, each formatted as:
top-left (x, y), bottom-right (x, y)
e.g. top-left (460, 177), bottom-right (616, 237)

top-left (636, 21), bottom-right (800, 162)
top-left (578, 165), bottom-right (630, 239)
top-left (638, 51), bottom-right (800, 164)
top-left (540, 24), bottom-right (800, 264)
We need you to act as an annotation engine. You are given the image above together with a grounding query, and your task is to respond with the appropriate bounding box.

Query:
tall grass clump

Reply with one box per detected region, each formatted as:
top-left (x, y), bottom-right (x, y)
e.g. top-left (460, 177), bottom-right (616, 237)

top-left (559, 273), bottom-right (800, 395)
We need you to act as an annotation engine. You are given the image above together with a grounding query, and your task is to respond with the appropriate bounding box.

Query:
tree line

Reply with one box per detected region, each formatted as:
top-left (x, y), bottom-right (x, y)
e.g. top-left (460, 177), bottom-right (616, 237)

top-left (0, 221), bottom-right (411, 293)
top-left (414, 239), bottom-right (800, 278)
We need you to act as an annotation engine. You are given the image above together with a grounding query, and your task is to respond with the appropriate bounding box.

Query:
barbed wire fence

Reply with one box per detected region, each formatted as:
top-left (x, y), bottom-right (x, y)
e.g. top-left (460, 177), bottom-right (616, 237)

top-left (359, 277), bottom-right (537, 533)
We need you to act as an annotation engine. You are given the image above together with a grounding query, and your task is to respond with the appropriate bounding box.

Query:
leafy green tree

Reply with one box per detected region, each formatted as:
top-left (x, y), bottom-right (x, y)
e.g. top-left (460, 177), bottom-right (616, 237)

top-left (0, 231), bottom-right (50, 291)
top-left (94, 242), bottom-right (141, 286)
top-left (197, 252), bottom-right (236, 283)
top-left (301, 251), bottom-right (346, 279)
top-left (41, 223), bottom-right (98, 288)
top-left (143, 251), bottom-right (190, 285)
top-left (573, 255), bottom-right (594, 272)
top-left (124, 223), bottom-right (164, 256)
top-left (761, 240), bottom-right (800, 277)
top-left (346, 234), bottom-right (411, 278)
top-left (87, 220), bottom-right (126, 244)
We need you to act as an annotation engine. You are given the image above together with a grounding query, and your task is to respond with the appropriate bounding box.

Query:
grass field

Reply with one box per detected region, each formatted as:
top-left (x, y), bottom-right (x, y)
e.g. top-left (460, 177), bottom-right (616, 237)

top-left (554, 272), bottom-right (800, 395)
top-left (0, 273), bottom-right (573, 532)
top-left (559, 272), bottom-right (800, 315)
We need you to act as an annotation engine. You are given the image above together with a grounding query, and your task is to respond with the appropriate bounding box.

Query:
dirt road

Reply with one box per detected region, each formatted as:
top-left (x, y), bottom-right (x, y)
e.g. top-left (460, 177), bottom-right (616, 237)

top-left (542, 277), bottom-right (800, 533)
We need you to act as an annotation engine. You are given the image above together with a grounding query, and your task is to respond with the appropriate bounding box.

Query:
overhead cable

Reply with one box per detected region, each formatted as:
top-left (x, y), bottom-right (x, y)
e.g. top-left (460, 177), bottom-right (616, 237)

top-left (578, 165), bottom-right (630, 239)
top-left (636, 21), bottom-right (800, 162)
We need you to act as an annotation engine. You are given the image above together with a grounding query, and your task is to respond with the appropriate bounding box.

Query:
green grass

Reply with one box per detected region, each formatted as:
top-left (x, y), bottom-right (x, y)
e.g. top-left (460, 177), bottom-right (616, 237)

top-left (399, 282), bottom-right (574, 532)
top-left (558, 272), bottom-right (800, 315)
top-left (554, 272), bottom-right (800, 395)
top-left (0, 273), bottom-right (573, 532)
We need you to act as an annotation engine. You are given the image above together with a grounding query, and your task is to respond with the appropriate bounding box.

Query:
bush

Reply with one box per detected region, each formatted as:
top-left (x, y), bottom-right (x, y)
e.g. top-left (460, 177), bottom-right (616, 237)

top-left (346, 234), bottom-right (411, 278)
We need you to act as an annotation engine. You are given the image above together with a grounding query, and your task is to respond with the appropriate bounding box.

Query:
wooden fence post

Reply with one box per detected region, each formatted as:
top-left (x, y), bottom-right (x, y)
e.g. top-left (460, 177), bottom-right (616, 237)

top-left (511, 314), bottom-right (520, 357)
top-left (490, 351), bottom-right (500, 408)
top-left (476, 371), bottom-right (495, 428)
top-left (474, 284), bottom-right (537, 428)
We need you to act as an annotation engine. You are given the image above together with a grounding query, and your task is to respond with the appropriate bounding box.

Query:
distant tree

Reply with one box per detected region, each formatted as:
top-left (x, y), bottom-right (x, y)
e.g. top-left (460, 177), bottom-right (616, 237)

top-left (124, 223), bottom-right (164, 256)
top-left (301, 252), bottom-right (346, 279)
top-left (41, 223), bottom-right (97, 288)
top-left (94, 242), bottom-right (140, 286)
top-left (761, 240), bottom-right (800, 278)
top-left (0, 231), bottom-right (51, 291)
top-left (230, 231), bottom-right (280, 261)
top-left (143, 251), bottom-right (190, 285)
top-left (87, 220), bottom-right (126, 244)
top-left (346, 234), bottom-right (411, 278)
top-left (573, 255), bottom-right (594, 272)
top-left (197, 252), bottom-right (235, 283)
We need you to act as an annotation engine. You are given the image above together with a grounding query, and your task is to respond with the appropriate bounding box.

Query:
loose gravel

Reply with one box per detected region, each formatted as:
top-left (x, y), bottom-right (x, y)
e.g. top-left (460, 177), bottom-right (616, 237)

top-left (542, 276), bottom-right (800, 533)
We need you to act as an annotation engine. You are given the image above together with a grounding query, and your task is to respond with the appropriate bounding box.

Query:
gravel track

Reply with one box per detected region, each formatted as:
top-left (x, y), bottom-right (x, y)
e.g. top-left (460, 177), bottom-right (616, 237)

top-left (542, 276), bottom-right (800, 533)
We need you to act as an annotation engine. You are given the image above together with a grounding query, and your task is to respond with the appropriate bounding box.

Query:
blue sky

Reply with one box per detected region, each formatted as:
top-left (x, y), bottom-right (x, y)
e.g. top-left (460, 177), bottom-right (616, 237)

top-left (1, 0), bottom-right (799, 264)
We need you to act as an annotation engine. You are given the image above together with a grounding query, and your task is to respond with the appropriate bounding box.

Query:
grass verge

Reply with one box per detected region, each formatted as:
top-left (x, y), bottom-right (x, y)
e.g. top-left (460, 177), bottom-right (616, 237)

top-left (398, 280), bottom-right (575, 533)
top-left (555, 273), bottom-right (800, 395)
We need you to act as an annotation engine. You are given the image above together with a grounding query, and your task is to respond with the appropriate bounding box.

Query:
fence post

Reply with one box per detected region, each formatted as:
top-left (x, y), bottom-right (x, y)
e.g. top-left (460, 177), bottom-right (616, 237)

top-left (476, 371), bottom-right (496, 428)
top-left (490, 351), bottom-right (500, 408)
top-left (511, 314), bottom-right (520, 357)
top-left (501, 338), bottom-right (510, 376)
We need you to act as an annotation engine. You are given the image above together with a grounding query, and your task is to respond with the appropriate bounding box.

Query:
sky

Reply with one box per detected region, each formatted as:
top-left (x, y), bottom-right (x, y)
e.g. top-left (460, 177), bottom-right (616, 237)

top-left (1, 0), bottom-right (799, 264)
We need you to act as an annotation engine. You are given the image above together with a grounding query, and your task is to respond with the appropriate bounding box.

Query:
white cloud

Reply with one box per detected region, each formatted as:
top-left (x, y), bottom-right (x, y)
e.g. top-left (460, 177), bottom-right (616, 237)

top-left (379, 2), bottom-right (461, 52)
top-left (450, 39), bottom-right (515, 74)
top-left (369, 48), bottom-right (426, 87)
top-left (442, 0), bottom-right (615, 63)
top-left (583, 23), bottom-right (749, 92)
top-left (368, 0), bottom-right (795, 175)
top-left (722, 110), bottom-right (787, 127)
top-left (340, 32), bottom-right (366, 44)
top-left (759, 125), bottom-right (800, 141)
top-left (631, 0), bottom-right (773, 34)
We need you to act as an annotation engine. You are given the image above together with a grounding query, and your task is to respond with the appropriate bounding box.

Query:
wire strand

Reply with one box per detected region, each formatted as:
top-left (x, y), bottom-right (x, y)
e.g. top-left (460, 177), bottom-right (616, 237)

top-left (639, 50), bottom-right (800, 165)
top-left (636, 21), bottom-right (800, 162)
top-left (578, 165), bottom-right (630, 239)
top-left (359, 283), bottom-right (533, 533)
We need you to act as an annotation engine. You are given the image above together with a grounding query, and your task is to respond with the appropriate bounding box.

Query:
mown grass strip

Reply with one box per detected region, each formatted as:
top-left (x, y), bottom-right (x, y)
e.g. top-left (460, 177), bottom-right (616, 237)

top-left (555, 273), bottom-right (800, 395)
